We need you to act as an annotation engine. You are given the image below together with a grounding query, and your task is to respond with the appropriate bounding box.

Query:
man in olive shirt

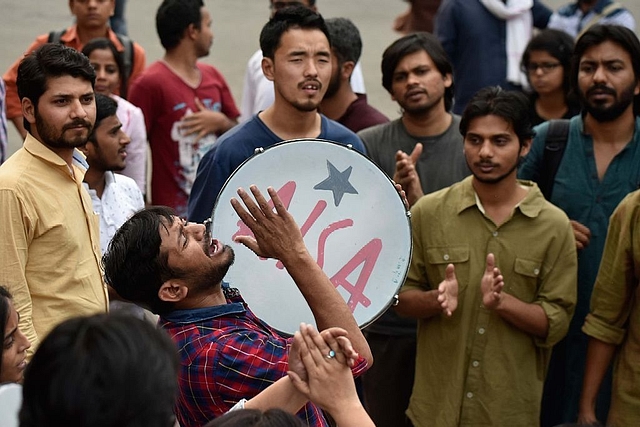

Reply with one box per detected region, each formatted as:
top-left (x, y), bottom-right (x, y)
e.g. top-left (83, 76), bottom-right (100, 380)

top-left (396, 87), bottom-right (577, 426)
top-left (0, 44), bottom-right (108, 354)
top-left (578, 190), bottom-right (640, 427)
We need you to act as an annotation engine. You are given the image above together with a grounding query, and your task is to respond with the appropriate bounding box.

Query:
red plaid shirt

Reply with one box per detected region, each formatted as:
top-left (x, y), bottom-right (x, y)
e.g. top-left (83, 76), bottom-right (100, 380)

top-left (160, 286), bottom-right (368, 427)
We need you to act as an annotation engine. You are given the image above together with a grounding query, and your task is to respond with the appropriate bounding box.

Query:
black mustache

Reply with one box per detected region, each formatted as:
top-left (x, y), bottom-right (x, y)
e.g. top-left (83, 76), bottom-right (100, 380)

top-left (586, 85), bottom-right (616, 97)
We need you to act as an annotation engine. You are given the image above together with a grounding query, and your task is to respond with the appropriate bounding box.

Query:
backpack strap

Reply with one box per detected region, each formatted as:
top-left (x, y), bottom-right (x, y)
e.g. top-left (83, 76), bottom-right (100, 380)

top-left (47, 29), bottom-right (67, 44)
top-left (115, 33), bottom-right (134, 83)
top-left (539, 119), bottom-right (571, 200)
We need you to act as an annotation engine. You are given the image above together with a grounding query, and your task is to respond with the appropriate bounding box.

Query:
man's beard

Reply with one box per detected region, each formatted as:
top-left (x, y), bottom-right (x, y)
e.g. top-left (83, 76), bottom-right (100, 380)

top-left (323, 69), bottom-right (341, 99)
top-left (186, 245), bottom-right (235, 295)
top-left (580, 82), bottom-right (636, 122)
top-left (35, 109), bottom-right (93, 149)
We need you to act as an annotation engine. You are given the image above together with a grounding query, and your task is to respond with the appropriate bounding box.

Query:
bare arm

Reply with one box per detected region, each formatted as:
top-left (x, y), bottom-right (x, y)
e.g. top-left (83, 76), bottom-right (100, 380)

top-left (481, 254), bottom-right (548, 338)
top-left (230, 186), bottom-right (372, 366)
top-left (577, 337), bottom-right (616, 424)
top-left (395, 263), bottom-right (458, 318)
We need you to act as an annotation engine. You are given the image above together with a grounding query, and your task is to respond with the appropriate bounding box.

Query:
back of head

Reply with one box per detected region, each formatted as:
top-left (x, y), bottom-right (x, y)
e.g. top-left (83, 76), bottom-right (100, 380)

top-left (572, 24), bottom-right (640, 114)
top-left (17, 43), bottom-right (96, 131)
top-left (381, 32), bottom-right (454, 111)
top-left (459, 86), bottom-right (535, 146)
top-left (260, 5), bottom-right (330, 59)
top-left (156, 0), bottom-right (204, 50)
top-left (521, 29), bottom-right (575, 95)
top-left (324, 18), bottom-right (362, 65)
top-left (89, 93), bottom-right (119, 143)
top-left (204, 408), bottom-right (305, 427)
top-left (102, 207), bottom-right (178, 315)
top-left (19, 314), bottom-right (178, 427)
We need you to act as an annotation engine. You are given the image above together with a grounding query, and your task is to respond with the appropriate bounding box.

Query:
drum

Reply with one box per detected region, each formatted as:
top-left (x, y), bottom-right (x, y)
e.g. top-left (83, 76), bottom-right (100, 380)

top-left (211, 138), bottom-right (412, 335)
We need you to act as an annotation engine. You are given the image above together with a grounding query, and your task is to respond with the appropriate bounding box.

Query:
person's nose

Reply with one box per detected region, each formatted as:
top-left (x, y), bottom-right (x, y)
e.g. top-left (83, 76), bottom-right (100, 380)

top-left (185, 222), bottom-right (206, 241)
top-left (16, 328), bottom-right (31, 353)
top-left (118, 129), bottom-right (131, 147)
top-left (69, 99), bottom-right (88, 120)
top-left (478, 140), bottom-right (493, 158)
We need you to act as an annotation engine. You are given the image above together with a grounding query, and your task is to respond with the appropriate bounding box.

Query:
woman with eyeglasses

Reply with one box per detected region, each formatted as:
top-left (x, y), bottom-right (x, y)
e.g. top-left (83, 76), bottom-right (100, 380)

top-left (521, 29), bottom-right (580, 126)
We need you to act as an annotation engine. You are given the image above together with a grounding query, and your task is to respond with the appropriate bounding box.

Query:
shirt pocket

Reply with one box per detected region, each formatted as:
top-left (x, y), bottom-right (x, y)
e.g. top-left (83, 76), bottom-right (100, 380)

top-left (509, 257), bottom-right (542, 303)
top-left (426, 244), bottom-right (470, 292)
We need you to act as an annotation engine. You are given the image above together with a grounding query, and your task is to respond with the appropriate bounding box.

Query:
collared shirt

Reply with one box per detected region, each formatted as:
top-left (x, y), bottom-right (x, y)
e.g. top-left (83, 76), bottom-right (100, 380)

top-left (2, 25), bottom-right (146, 120)
top-left (583, 190), bottom-right (640, 427)
top-left (0, 134), bottom-right (108, 352)
top-left (401, 176), bottom-right (577, 426)
top-left (160, 287), bottom-right (368, 427)
top-left (548, 0), bottom-right (636, 39)
top-left (83, 171), bottom-right (144, 253)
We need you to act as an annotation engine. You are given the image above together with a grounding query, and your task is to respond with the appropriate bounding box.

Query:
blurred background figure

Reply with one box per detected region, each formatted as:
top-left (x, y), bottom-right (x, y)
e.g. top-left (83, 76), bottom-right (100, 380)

top-left (393, 0), bottom-right (442, 34)
top-left (110, 0), bottom-right (128, 36)
top-left (548, 0), bottom-right (636, 39)
top-left (521, 28), bottom-right (580, 125)
top-left (1, 286), bottom-right (31, 384)
top-left (82, 38), bottom-right (147, 195)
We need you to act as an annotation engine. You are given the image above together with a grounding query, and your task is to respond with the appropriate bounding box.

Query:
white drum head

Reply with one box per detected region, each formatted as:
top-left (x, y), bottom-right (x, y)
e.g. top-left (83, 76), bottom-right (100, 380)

top-left (211, 139), bottom-right (411, 335)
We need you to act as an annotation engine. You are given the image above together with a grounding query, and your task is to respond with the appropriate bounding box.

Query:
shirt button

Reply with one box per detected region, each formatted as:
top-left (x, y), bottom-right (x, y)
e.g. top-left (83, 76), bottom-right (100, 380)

top-left (443, 254), bottom-right (450, 261)
top-left (466, 392), bottom-right (474, 399)
top-left (478, 328), bottom-right (486, 335)
top-left (534, 268), bottom-right (540, 275)
top-left (472, 361), bottom-right (480, 367)
top-left (492, 231), bottom-right (498, 237)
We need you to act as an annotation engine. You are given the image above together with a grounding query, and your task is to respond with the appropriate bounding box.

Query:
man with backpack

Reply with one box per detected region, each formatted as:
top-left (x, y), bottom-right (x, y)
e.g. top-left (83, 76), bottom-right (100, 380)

top-left (518, 24), bottom-right (640, 427)
top-left (2, 0), bottom-right (146, 139)
top-left (548, 0), bottom-right (635, 39)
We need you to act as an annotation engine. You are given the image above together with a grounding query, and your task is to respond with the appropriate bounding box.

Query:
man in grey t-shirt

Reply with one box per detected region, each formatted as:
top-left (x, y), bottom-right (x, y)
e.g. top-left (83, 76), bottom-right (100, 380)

top-left (357, 32), bottom-right (469, 427)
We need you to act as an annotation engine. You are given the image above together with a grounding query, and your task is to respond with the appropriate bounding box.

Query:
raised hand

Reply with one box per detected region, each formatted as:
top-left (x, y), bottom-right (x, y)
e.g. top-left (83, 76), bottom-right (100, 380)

top-left (571, 220), bottom-right (591, 250)
top-left (230, 186), bottom-right (306, 263)
top-left (480, 253), bottom-right (504, 310)
top-left (437, 263), bottom-right (458, 316)
top-left (393, 143), bottom-right (424, 207)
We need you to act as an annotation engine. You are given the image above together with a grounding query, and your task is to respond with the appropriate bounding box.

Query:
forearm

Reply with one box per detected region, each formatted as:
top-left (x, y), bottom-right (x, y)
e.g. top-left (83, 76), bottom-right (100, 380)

top-left (282, 251), bottom-right (372, 365)
top-left (328, 400), bottom-right (375, 427)
top-left (493, 293), bottom-right (548, 338)
top-left (216, 115), bottom-right (237, 136)
top-left (578, 337), bottom-right (617, 420)
top-left (244, 376), bottom-right (308, 414)
top-left (395, 288), bottom-right (443, 319)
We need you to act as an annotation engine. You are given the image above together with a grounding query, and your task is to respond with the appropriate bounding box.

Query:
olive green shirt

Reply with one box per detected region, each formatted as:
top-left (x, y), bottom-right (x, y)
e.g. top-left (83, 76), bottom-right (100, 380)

top-left (583, 190), bottom-right (640, 427)
top-left (402, 176), bottom-right (577, 426)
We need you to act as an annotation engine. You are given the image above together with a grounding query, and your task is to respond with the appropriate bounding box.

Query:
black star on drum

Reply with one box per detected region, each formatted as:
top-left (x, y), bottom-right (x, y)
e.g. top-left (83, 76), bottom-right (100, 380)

top-left (313, 160), bottom-right (359, 206)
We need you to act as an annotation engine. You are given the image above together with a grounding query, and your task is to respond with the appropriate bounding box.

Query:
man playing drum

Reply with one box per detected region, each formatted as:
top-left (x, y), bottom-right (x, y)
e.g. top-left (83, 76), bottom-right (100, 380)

top-left (102, 185), bottom-right (372, 427)
top-left (187, 5), bottom-right (365, 223)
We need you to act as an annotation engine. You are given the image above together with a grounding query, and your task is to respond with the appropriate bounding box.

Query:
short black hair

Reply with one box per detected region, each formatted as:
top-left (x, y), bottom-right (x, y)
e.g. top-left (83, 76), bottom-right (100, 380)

top-left (325, 18), bottom-right (362, 65)
top-left (459, 86), bottom-right (535, 147)
top-left (521, 29), bottom-right (575, 97)
top-left (19, 314), bottom-right (179, 427)
top-left (572, 24), bottom-right (640, 115)
top-left (89, 93), bottom-right (119, 144)
top-left (381, 32), bottom-right (454, 111)
top-left (260, 5), bottom-right (330, 60)
top-left (81, 37), bottom-right (128, 98)
top-left (17, 43), bottom-right (96, 132)
top-left (102, 206), bottom-right (179, 315)
top-left (156, 0), bottom-right (204, 50)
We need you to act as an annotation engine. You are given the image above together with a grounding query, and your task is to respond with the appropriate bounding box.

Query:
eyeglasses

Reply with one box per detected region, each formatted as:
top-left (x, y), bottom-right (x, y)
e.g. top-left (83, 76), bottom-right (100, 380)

top-left (525, 62), bottom-right (562, 74)
top-left (270, 1), bottom-right (304, 11)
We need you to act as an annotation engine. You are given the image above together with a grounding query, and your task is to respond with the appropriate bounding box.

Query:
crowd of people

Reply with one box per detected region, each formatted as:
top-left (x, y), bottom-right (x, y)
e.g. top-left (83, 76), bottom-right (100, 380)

top-left (0, 0), bottom-right (639, 427)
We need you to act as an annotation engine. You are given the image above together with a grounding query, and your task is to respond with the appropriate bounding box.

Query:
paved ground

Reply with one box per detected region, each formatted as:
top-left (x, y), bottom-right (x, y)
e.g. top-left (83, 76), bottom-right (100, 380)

top-left (1, 0), bottom-right (638, 155)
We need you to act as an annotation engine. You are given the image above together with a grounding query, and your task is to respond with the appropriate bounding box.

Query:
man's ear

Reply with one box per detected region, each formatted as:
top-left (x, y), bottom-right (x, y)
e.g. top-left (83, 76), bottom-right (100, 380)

top-left (22, 98), bottom-right (36, 127)
top-left (520, 138), bottom-right (532, 158)
top-left (262, 57), bottom-right (275, 82)
top-left (158, 280), bottom-right (189, 303)
top-left (341, 61), bottom-right (355, 81)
